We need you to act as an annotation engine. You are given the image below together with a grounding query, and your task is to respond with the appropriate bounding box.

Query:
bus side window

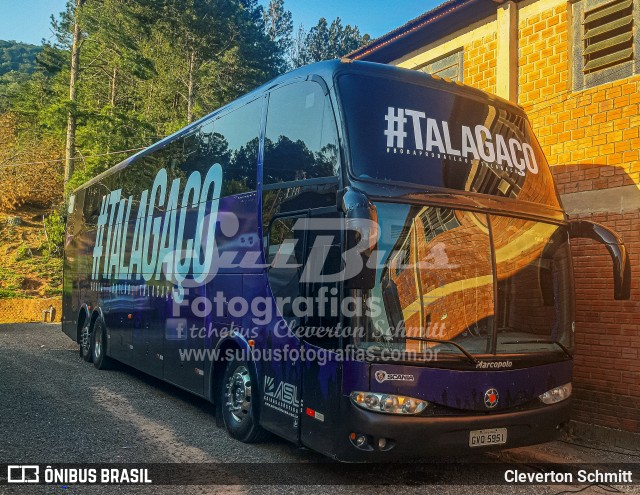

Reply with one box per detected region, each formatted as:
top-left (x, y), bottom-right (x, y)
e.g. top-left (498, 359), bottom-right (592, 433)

top-left (83, 185), bottom-right (103, 229)
top-left (262, 81), bottom-right (340, 236)
top-left (182, 98), bottom-right (262, 197)
top-left (263, 81), bottom-right (339, 185)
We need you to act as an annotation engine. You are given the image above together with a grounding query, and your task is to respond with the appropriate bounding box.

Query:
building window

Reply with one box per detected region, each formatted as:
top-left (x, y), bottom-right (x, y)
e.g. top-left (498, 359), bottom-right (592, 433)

top-left (572, 0), bottom-right (638, 90)
top-left (417, 50), bottom-right (464, 82)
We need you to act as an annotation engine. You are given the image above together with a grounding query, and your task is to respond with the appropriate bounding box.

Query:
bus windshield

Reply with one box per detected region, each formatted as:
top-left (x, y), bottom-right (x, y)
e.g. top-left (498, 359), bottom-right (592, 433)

top-left (360, 203), bottom-right (575, 359)
top-left (338, 73), bottom-right (560, 209)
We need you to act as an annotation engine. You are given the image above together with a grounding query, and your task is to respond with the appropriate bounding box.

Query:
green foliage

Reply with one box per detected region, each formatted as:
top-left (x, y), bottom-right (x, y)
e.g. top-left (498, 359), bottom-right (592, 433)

top-left (14, 244), bottom-right (32, 261)
top-left (43, 210), bottom-right (65, 257)
top-left (0, 266), bottom-right (24, 295)
top-left (0, 0), bottom-right (372, 299)
top-left (0, 242), bottom-right (63, 299)
top-left (1, 0), bottom-right (291, 194)
top-left (24, 255), bottom-right (63, 289)
top-left (0, 288), bottom-right (22, 299)
top-left (0, 113), bottom-right (64, 211)
top-left (1, 1), bottom-right (369, 199)
top-left (0, 40), bottom-right (42, 76)
top-left (264, 0), bottom-right (293, 72)
top-left (292, 17), bottom-right (370, 67)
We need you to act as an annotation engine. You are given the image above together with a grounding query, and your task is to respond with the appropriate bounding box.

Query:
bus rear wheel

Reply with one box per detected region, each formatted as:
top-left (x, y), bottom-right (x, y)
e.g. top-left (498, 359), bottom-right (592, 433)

top-left (92, 318), bottom-right (113, 370)
top-left (221, 358), bottom-right (268, 443)
top-left (79, 319), bottom-right (92, 362)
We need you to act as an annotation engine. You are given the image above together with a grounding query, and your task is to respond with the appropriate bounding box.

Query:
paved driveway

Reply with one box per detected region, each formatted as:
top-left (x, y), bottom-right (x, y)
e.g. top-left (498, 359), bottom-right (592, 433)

top-left (0, 323), bottom-right (637, 494)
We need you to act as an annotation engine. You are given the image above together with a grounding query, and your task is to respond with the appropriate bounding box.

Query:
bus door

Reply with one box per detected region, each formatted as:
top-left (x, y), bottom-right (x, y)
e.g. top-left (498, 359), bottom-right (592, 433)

top-left (260, 213), bottom-right (306, 441)
top-left (299, 209), bottom-right (344, 454)
top-left (94, 183), bottom-right (136, 364)
top-left (163, 284), bottom-right (206, 393)
top-left (102, 284), bottom-right (134, 363)
top-left (259, 77), bottom-right (342, 441)
top-left (102, 201), bottom-right (137, 364)
top-left (261, 206), bottom-right (344, 443)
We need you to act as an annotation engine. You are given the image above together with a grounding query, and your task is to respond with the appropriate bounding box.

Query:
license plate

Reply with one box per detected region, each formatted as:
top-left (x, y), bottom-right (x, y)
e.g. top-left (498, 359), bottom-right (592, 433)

top-left (469, 428), bottom-right (507, 447)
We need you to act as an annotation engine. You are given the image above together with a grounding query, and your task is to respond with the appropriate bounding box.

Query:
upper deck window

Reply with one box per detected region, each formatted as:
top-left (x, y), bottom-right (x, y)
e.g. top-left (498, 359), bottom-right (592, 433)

top-left (338, 74), bottom-right (560, 209)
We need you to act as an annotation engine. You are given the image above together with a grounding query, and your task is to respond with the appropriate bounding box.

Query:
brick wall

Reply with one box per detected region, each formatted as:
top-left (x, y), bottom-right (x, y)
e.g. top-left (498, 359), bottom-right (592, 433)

top-left (570, 211), bottom-right (640, 432)
top-left (0, 298), bottom-right (61, 324)
top-left (519, 3), bottom-right (640, 187)
top-left (518, 0), bottom-right (640, 432)
top-left (464, 33), bottom-right (498, 94)
top-left (387, 0), bottom-right (640, 432)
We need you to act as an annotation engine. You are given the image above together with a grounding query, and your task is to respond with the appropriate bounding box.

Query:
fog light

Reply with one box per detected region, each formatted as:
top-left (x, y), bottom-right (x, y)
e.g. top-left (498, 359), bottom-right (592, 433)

top-left (378, 438), bottom-right (387, 449)
top-left (539, 383), bottom-right (572, 404)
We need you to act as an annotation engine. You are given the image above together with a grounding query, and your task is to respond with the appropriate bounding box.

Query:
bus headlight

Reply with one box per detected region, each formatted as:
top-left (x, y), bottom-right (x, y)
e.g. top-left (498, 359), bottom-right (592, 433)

top-left (350, 391), bottom-right (428, 415)
top-left (539, 383), bottom-right (572, 404)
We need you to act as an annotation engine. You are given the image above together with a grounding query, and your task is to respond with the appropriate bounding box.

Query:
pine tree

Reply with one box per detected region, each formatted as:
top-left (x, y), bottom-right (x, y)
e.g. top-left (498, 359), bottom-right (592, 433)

top-left (292, 17), bottom-right (370, 68)
top-left (263, 0), bottom-right (293, 72)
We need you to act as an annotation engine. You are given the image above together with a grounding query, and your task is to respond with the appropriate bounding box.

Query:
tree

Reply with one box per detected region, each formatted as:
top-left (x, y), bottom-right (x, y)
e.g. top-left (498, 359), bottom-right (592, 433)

top-left (262, 0), bottom-right (293, 72)
top-left (146, 0), bottom-right (281, 125)
top-left (64, 0), bottom-right (85, 185)
top-left (291, 17), bottom-right (370, 68)
top-left (0, 41), bottom-right (42, 76)
top-left (2, 0), bottom-right (289, 200)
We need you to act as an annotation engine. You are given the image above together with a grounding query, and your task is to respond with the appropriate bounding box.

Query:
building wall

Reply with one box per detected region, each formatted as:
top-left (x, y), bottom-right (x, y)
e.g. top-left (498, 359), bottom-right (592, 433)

top-left (464, 33), bottom-right (498, 95)
top-left (393, 17), bottom-right (499, 94)
top-left (519, 0), bottom-right (640, 433)
top-left (389, 0), bottom-right (640, 432)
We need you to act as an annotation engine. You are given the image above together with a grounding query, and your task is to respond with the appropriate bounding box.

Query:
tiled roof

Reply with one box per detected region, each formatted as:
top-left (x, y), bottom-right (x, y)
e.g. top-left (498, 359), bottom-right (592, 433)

top-left (348, 0), bottom-right (486, 60)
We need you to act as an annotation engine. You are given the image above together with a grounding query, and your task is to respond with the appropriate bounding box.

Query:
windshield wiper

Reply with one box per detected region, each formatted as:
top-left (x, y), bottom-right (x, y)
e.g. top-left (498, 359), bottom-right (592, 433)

top-left (501, 339), bottom-right (573, 359)
top-left (402, 336), bottom-right (478, 365)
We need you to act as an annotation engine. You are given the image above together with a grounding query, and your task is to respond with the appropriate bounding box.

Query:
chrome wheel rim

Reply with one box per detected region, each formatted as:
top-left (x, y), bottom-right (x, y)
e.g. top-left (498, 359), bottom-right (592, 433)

top-left (225, 365), bottom-right (252, 423)
top-left (94, 327), bottom-right (101, 360)
top-left (81, 324), bottom-right (91, 355)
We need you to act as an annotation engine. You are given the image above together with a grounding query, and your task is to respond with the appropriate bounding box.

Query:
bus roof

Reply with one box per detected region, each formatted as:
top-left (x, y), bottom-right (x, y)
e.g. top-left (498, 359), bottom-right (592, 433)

top-left (73, 59), bottom-right (526, 194)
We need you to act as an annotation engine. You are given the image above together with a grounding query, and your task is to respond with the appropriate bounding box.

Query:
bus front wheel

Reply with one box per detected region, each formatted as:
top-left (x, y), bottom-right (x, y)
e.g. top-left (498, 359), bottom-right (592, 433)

top-left (220, 358), bottom-right (268, 443)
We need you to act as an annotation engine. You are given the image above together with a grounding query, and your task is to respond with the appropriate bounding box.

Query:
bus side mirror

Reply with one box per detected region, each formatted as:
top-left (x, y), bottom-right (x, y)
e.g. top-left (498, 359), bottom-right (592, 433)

top-left (381, 270), bottom-right (403, 330)
top-left (568, 219), bottom-right (631, 300)
top-left (340, 188), bottom-right (378, 290)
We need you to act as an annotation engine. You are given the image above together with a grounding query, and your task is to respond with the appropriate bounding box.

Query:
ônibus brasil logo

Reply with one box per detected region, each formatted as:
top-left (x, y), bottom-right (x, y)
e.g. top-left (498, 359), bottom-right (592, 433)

top-left (383, 106), bottom-right (539, 176)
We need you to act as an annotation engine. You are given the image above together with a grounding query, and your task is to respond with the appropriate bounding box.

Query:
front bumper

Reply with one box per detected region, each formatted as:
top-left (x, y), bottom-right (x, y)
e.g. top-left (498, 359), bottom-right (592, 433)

top-left (328, 397), bottom-right (571, 462)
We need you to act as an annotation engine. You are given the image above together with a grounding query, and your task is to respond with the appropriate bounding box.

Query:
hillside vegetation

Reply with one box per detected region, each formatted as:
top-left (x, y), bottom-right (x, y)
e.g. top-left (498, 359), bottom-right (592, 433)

top-left (0, 40), bottom-right (42, 76)
top-left (0, 207), bottom-right (63, 299)
top-left (0, 0), bottom-right (370, 299)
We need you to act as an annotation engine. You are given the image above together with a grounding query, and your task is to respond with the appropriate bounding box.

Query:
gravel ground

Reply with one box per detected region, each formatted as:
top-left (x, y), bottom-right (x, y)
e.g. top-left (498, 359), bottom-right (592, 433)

top-left (0, 323), bottom-right (638, 494)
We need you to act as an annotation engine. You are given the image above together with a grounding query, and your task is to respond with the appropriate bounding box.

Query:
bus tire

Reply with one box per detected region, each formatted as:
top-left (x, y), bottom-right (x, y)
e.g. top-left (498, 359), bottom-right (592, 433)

top-left (79, 318), bottom-right (92, 362)
top-left (92, 318), bottom-right (113, 370)
top-left (221, 358), bottom-right (269, 443)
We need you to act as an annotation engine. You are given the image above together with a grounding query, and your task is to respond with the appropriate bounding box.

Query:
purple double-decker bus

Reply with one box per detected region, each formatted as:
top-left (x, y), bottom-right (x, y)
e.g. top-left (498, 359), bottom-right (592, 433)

top-left (62, 60), bottom-right (631, 461)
